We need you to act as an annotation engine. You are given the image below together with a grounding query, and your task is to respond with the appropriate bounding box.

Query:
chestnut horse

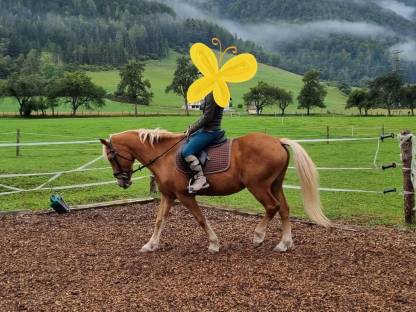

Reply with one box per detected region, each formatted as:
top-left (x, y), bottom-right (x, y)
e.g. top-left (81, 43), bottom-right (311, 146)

top-left (100, 129), bottom-right (330, 253)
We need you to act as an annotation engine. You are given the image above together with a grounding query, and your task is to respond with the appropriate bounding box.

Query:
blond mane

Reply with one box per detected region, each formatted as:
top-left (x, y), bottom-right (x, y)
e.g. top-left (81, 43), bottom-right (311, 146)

top-left (102, 128), bottom-right (179, 159)
top-left (137, 128), bottom-right (178, 146)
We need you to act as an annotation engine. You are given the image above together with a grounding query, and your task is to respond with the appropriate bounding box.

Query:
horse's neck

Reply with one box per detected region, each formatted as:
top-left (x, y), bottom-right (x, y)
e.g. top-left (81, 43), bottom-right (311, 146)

top-left (130, 134), bottom-right (183, 176)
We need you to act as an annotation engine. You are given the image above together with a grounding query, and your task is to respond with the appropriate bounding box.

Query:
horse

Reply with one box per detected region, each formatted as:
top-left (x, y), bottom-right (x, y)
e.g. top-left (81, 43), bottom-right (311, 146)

top-left (100, 128), bottom-right (330, 253)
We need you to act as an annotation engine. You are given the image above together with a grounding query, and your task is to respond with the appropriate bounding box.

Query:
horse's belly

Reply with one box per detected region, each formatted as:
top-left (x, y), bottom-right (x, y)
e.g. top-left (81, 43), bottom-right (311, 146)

top-left (200, 171), bottom-right (245, 196)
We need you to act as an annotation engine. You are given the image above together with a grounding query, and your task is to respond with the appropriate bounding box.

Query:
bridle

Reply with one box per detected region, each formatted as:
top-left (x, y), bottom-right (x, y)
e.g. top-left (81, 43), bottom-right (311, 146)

top-left (106, 135), bottom-right (187, 182)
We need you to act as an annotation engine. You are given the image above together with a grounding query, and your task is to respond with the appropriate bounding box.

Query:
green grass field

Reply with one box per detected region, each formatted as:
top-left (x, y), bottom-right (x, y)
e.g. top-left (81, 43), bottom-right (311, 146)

top-left (0, 51), bottom-right (349, 114)
top-left (0, 115), bottom-right (414, 226)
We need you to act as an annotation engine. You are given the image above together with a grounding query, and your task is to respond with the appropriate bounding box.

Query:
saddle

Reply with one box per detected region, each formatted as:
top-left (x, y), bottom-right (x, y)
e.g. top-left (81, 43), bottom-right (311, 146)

top-left (176, 133), bottom-right (233, 176)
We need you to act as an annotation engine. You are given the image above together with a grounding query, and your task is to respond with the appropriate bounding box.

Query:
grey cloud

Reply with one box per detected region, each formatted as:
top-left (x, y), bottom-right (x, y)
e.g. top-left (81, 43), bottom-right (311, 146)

top-left (376, 0), bottom-right (415, 20)
top-left (390, 40), bottom-right (416, 62)
top-left (218, 20), bottom-right (394, 48)
top-left (162, 0), bottom-right (396, 48)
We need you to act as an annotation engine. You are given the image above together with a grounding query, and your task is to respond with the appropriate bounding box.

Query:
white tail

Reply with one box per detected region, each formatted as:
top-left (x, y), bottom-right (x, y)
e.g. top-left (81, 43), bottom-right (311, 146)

top-left (280, 138), bottom-right (331, 227)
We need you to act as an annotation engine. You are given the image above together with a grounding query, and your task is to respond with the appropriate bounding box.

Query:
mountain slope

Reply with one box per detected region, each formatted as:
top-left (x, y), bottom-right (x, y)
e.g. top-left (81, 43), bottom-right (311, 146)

top-left (0, 0), bottom-right (274, 68)
top-left (174, 0), bottom-right (416, 83)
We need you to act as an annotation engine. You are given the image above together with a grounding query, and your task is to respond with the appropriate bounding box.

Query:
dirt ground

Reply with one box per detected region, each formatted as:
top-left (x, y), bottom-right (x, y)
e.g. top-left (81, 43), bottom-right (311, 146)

top-left (1, 202), bottom-right (416, 312)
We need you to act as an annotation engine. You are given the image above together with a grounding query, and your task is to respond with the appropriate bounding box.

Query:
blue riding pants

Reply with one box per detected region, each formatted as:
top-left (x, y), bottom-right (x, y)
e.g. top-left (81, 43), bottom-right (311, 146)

top-left (181, 129), bottom-right (223, 158)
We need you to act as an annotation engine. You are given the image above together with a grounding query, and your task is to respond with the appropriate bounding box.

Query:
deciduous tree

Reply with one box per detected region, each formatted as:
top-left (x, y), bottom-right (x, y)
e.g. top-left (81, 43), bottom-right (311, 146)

top-left (116, 61), bottom-right (153, 116)
top-left (165, 56), bottom-right (198, 116)
top-left (346, 89), bottom-right (370, 116)
top-left (243, 81), bottom-right (276, 115)
top-left (276, 88), bottom-right (293, 116)
top-left (368, 72), bottom-right (402, 116)
top-left (400, 85), bottom-right (416, 116)
top-left (49, 71), bottom-right (106, 116)
top-left (297, 70), bottom-right (327, 115)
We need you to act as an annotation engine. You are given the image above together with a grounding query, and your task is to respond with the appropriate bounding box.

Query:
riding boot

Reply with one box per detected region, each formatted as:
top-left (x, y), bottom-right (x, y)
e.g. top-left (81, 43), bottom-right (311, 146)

top-left (184, 155), bottom-right (210, 193)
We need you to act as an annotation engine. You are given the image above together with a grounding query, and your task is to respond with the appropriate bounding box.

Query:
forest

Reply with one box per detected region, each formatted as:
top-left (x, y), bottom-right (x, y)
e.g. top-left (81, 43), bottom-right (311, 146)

top-left (0, 0), bottom-right (276, 75)
top-left (188, 0), bottom-right (416, 83)
top-left (1, 0), bottom-right (416, 84)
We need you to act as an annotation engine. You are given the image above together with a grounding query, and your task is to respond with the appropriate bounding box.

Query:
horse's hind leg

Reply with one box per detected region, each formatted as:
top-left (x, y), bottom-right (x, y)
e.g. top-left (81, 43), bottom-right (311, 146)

top-left (140, 194), bottom-right (173, 252)
top-left (247, 185), bottom-right (280, 247)
top-left (273, 188), bottom-right (294, 252)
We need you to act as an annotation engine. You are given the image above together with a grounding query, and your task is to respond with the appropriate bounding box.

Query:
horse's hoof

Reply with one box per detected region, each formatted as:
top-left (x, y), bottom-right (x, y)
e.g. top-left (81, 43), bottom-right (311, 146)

top-left (253, 231), bottom-right (265, 248)
top-left (208, 244), bottom-right (220, 253)
top-left (140, 243), bottom-right (158, 253)
top-left (253, 240), bottom-right (263, 248)
top-left (273, 241), bottom-right (294, 253)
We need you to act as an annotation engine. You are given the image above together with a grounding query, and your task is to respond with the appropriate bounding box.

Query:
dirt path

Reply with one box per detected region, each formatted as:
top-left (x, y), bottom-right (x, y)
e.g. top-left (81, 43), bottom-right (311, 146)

top-left (1, 203), bottom-right (415, 311)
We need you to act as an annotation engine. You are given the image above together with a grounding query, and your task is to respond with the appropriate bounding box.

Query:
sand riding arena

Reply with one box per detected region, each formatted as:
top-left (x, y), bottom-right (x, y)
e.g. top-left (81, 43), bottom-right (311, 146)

top-left (1, 201), bottom-right (415, 311)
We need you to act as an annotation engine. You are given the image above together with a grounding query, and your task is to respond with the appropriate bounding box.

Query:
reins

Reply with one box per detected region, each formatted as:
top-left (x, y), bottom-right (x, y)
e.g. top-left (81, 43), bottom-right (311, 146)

top-left (132, 135), bottom-right (187, 173)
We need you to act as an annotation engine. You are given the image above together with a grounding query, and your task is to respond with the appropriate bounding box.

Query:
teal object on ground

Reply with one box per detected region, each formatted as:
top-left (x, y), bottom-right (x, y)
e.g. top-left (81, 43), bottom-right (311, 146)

top-left (50, 194), bottom-right (71, 214)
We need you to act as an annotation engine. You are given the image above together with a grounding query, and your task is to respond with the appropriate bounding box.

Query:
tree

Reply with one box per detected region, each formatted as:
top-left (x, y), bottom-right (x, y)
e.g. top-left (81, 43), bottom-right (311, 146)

top-left (337, 81), bottom-right (352, 96)
top-left (49, 72), bottom-right (106, 116)
top-left (276, 88), bottom-right (293, 116)
top-left (31, 97), bottom-right (49, 116)
top-left (0, 55), bottom-right (14, 79)
top-left (165, 56), bottom-right (198, 116)
top-left (401, 85), bottom-right (416, 116)
top-left (3, 73), bottom-right (45, 117)
top-left (297, 70), bottom-right (327, 115)
top-left (116, 61), bottom-right (153, 116)
top-left (346, 89), bottom-right (370, 116)
top-left (243, 81), bottom-right (277, 115)
top-left (368, 72), bottom-right (402, 116)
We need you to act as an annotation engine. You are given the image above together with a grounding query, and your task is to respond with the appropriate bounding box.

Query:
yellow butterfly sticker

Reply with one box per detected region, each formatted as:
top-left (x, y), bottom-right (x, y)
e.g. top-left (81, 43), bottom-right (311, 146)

top-left (187, 38), bottom-right (258, 108)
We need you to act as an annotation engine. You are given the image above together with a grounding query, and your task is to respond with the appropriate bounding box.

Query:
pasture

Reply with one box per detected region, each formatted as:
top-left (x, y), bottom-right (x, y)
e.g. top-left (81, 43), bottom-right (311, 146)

top-left (0, 115), bottom-right (414, 225)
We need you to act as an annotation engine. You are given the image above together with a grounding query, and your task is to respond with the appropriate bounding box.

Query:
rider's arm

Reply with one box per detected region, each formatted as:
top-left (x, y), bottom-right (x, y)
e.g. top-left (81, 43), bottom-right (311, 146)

top-left (188, 93), bottom-right (216, 134)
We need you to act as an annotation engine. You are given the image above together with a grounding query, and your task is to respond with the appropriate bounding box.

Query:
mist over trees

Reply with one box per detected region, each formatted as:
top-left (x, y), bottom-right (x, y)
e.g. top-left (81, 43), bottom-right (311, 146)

top-left (185, 0), bottom-right (416, 84)
top-left (0, 0), bottom-right (276, 69)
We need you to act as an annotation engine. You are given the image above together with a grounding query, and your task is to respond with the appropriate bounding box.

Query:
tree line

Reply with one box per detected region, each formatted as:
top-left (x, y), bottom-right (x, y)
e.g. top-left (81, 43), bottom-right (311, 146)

top-left (1, 49), bottom-right (415, 117)
top-left (346, 72), bottom-right (416, 116)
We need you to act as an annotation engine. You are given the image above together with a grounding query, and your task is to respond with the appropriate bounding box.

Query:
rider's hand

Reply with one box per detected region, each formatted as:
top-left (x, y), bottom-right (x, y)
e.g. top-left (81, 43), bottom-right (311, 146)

top-left (184, 127), bottom-right (190, 137)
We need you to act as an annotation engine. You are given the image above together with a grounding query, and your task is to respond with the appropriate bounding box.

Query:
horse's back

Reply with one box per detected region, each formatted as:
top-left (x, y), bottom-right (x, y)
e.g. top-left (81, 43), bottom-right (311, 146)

top-left (233, 132), bottom-right (288, 161)
top-left (232, 133), bottom-right (289, 180)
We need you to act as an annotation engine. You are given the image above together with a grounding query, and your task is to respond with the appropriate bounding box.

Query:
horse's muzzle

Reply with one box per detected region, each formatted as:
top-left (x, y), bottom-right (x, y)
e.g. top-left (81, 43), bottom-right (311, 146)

top-left (117, 179), bottom-right (132, 189)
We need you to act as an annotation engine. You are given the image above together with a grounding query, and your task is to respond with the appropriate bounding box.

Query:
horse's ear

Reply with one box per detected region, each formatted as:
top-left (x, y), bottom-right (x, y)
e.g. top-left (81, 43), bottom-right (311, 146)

top-left (99, 138), bottom-right (109, 146)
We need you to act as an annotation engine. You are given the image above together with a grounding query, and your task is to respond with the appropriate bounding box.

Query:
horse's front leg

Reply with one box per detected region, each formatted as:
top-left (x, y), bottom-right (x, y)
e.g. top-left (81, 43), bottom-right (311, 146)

top-left (177, 194), bottom-right (220, 253)
top-left (140, 195), bottom-right (173, 253)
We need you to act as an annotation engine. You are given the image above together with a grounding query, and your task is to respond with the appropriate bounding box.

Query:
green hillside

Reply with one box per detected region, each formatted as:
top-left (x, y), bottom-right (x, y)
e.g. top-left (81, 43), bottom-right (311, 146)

top-left (0, 51), bottom-right (347, 114)
top-left (88, 51), bottom-right (347, 114)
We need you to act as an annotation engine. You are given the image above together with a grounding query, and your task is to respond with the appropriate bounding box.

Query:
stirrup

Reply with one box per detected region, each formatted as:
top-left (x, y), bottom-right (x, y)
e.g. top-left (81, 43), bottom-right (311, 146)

top-left (188, 178), bottom-right (210, 194)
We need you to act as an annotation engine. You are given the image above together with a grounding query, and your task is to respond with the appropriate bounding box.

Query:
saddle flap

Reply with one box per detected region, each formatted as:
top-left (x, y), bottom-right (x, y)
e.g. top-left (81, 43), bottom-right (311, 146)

top-left (176, 139), bottom-right (233, 176)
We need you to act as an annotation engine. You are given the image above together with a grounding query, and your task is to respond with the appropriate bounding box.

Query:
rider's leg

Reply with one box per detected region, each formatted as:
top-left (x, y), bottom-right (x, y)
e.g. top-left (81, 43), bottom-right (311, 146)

top-left (181, 130), bottom-right (221, 192)
top-left (184, 154), bottom-right (209, 192)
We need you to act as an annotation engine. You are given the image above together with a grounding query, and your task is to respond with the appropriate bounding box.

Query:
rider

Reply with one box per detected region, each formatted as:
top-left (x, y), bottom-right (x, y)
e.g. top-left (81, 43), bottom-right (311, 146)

top-left (182, 92), bottom-right (225, 193)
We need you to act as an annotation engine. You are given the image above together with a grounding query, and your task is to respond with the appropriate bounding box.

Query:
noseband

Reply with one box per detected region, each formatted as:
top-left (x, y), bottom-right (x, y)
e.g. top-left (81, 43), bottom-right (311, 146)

top-left (106, 138), bottom-right (136, 182)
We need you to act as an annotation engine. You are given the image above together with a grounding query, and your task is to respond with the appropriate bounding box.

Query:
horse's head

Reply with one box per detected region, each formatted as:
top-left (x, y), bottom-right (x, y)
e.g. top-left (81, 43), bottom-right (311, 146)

top-left (100, 137), bottom-right (135, 189)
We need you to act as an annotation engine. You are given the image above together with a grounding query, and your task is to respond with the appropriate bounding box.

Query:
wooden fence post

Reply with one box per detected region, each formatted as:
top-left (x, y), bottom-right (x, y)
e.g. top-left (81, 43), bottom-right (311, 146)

top-left (16, 129), bottom-right (20, 157)
top-left (149, 175), bottom-right (158, 194)
top-left (326, 126), bottom-right (329, 144)
top-left (399, 130), bottom-right (415, 224)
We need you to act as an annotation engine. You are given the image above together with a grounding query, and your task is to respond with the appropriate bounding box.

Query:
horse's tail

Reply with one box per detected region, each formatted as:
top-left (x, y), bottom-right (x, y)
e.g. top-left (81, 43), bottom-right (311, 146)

top-left (280, 138), bottom-right (331, 228)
